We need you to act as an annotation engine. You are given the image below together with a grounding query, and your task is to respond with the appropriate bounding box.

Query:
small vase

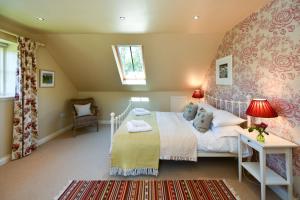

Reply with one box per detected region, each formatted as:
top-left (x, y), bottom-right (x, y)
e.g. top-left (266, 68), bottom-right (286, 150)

top-left (256, 133), bottom-right (265, 143)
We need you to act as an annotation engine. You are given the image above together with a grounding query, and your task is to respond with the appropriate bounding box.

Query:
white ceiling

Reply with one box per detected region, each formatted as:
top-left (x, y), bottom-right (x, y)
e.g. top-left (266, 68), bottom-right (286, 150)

top-left (0, 0), bottom-right (269, 33)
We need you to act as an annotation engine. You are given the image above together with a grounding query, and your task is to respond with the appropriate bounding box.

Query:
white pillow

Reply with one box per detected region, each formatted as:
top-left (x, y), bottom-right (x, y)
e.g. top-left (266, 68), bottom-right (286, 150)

top-left (211, 125), bottom-right (244, 138)
top-left (212, 110), bottom-right (246, 127)
top-left (74, 103), bottom-right (92, 117)
top-left (197, 102), bottom-right (218, 113)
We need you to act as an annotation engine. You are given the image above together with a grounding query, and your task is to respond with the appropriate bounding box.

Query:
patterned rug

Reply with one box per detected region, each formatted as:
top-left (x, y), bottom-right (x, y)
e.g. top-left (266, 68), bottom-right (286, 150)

top-left (55, 180), bottom-right (239, 200)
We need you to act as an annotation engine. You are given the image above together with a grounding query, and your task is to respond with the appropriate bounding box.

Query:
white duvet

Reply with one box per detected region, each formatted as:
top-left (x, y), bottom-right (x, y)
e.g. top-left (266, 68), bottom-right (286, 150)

top-left (178, 113), bottom-right (252, 157)
top-left (156, 112), bottom-right (198, 161)
top-left (156, 112), bottom-right (252, 160)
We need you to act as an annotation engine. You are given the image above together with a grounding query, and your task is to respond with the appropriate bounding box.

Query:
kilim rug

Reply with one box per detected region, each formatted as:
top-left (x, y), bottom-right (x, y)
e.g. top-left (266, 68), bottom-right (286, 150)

top-left (55, 180), bottom-right (239, 200)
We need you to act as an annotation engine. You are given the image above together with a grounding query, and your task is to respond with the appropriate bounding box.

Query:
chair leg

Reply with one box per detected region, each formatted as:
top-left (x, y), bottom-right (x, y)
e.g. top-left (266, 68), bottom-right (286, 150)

top-left (73, 127), bottom-right (76, 137)
top-left (97, 122), bottom-right (99, 132)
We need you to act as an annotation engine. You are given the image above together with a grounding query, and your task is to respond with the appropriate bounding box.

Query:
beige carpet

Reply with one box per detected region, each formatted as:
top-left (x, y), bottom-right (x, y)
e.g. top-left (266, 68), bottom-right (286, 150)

top-left (0, 125), bottom-right (279, 200)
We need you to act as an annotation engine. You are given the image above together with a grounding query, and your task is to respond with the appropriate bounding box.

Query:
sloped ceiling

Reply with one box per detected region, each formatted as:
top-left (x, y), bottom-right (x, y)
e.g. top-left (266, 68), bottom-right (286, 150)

top-left (45, 33), bottom-right (223, 91)
top-left (0, 0), bottom-right (269, 91)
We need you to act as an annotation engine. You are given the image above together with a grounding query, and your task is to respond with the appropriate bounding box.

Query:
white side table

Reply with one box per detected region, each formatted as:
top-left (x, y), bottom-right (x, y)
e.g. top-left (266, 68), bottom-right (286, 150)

top-left (238, 130), bottom-right (297, 200)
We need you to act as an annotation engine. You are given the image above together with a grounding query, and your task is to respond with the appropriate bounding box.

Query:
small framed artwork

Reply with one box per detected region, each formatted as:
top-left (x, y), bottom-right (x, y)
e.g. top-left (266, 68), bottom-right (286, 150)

top-left (216, 55), bottom-right (233, 85)
top-left (40, 70), bottom-right (55, 88)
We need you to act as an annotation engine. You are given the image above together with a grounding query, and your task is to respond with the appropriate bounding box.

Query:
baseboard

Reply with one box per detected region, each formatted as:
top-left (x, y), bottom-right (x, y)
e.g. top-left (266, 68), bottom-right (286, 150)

top-left (99, 120), bottom-right (110, 125)
top-left (0, 124), bottom-right (73, 167)
top-left (0, 154), bottom-right (10, 166)
top-left (37, 124), bottom-right (73, 146)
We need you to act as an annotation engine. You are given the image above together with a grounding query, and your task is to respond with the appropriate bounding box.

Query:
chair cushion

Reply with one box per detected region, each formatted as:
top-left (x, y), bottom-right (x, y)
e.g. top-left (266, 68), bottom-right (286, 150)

top-left (74, 103), bottom-right (92, 117)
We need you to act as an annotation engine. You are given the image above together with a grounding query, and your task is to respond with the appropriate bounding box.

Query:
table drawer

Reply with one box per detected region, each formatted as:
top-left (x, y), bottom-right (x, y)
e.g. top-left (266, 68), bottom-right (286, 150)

top-left (241, 134), bottom-right (261, 151)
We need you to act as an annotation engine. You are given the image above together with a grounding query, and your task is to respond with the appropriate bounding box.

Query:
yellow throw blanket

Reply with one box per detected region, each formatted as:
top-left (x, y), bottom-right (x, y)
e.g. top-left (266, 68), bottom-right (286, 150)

top-left (110, 112), bottom-right (160, 176)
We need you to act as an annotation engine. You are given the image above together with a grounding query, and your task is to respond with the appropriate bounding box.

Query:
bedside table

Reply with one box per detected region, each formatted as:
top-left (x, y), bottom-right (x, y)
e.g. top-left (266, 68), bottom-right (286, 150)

top-left (237, 130), bottom-right (297, 200)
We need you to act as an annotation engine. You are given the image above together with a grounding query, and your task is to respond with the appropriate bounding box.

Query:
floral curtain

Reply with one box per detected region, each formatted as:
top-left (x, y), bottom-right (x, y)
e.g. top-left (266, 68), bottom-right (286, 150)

top-left (12, 37), bottom-right (38, 160)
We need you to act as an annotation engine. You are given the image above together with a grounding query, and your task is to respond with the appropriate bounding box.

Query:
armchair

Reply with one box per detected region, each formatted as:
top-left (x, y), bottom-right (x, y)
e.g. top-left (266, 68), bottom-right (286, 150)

top-left (70, 98), bottom-right (99, 135)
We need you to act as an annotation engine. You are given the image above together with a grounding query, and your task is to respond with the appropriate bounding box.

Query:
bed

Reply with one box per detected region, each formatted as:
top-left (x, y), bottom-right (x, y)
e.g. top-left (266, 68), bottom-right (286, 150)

top-left (109, 94), bottom-right (253, 176)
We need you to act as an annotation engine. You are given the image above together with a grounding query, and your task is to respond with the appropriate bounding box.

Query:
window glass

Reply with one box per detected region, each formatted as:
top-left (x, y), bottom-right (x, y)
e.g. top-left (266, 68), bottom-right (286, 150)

top-left (112, 45), bottom-right (146, 85)
top-left (0, 41), bottom-right (18, 98)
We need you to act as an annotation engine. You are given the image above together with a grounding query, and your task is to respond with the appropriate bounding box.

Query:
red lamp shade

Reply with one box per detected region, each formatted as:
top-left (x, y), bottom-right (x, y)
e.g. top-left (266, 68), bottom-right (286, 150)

top-left (192, 89), bottom-right (204, 99)
top-left (246, 99), bottom-right (278, 118)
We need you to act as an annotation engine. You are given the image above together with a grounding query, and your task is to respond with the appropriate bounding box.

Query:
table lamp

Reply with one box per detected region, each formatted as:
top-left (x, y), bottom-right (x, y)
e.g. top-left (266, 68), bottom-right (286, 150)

top-left (246, 99), bottom-right (278, 142)
top-left (192, 89), bottom-right (204, 100)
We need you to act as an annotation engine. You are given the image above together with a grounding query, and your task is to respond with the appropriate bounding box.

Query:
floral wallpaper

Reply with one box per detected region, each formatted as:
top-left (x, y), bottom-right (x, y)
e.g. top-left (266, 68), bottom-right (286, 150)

top-left (203, 0), bottom-right (300, 185)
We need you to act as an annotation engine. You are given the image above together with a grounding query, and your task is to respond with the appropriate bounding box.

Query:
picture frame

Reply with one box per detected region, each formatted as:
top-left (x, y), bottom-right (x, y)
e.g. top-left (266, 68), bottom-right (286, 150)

top-left (40, 70), bottom-right (55, 88)
top-left (216, 55), bottom-right (233, 85)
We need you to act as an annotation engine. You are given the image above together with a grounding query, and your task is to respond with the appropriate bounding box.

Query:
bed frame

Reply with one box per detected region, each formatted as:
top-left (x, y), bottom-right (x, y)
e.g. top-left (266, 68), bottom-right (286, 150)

top-left (110, 94), bottom-right (252, 157)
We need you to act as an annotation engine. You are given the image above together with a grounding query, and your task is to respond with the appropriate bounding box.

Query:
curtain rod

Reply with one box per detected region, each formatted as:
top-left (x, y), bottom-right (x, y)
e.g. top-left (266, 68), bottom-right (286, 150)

top-left (0, 29), bottom-right (45, 47)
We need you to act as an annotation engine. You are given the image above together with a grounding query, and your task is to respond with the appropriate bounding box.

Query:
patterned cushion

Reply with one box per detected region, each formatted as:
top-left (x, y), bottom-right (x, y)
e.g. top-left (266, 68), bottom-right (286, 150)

top-left (183, 103), bottom-right (198, 121)
top-left (193, 108), bottom-right (213, 133)
top-left (197, 102), bottom-right (218, 113)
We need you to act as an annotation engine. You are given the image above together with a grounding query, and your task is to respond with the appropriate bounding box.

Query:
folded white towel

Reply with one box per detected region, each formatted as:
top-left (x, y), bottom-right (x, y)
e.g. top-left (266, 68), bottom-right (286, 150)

top-left (133, 108), bottom-right (151, 116)
top-left (127, 120), bottom-right (152, 133)
top-left (130, 120), bottom-right (149, 127)
top-left (134, 108), bottom-right (148, 112)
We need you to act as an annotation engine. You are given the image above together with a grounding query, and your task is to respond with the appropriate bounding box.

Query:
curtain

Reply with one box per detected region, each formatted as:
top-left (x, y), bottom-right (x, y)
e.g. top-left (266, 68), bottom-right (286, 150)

top-left (12, 37), bottom-right (38, 160)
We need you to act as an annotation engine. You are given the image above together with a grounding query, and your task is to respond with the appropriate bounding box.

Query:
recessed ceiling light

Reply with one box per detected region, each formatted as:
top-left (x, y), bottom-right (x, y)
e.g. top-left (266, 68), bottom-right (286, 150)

top-left (193, 16), bottom-right (199, 20)
top-left (36, 17), bottom-right (45, 21)
top-left (119, 17), bottom-right (126, 20)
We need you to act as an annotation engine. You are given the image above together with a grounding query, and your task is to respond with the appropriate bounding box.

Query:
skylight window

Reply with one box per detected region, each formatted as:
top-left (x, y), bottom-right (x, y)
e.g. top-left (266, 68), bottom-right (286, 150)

top-left (112, 45), bottom-right (146, 85)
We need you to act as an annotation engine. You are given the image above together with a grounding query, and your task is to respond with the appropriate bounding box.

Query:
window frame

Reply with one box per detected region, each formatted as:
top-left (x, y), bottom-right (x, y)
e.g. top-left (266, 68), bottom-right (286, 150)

top-left (0, 41), bottom-right (17, 99)
top-left (112, 44), bottom-right (146, 85)
top-left (130, 97), bottom-right (150, 102)
top-left (0, 43), bottom-right (7, 98)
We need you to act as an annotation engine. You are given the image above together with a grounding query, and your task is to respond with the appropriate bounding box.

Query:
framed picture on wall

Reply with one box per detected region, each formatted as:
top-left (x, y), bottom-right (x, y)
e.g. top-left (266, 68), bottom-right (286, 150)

top-left (216, 55), bottom-right (233, 85)
top-left (40, 70), bottom-right (55, 88)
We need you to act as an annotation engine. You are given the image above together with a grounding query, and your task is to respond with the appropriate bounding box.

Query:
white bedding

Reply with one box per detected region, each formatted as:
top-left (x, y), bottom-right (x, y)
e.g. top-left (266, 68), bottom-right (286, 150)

top-left (156, 112), bottom-right (252, 158)
top-left (156, 112), bottom-right (198, 161)
top-left (175, 113), bottom-right (252, 157)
